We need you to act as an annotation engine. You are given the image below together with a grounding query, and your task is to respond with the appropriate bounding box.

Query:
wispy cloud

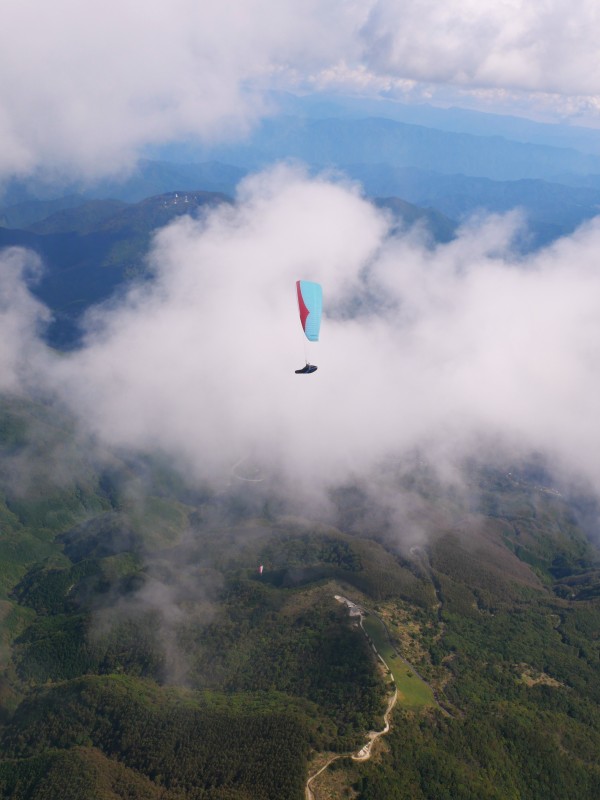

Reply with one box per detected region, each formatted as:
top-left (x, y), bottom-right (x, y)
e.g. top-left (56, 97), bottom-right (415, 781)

top-left (0, 247), bottom-right (49, 393)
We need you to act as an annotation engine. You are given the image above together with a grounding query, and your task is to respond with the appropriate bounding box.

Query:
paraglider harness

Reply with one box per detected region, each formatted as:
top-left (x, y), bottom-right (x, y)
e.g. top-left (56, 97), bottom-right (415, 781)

top-left (295, 363), bottom-right (318, 374)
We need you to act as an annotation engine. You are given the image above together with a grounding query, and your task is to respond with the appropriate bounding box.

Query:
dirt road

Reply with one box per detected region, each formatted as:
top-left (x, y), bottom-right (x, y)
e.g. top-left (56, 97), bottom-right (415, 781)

top-left (305, 597), bottom-right (399, 799)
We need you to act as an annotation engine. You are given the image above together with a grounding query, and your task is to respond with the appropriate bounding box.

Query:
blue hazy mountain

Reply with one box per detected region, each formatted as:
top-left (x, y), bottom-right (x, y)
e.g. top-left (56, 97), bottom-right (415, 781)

top-left (266, 91), bottom-right (600, 157)
top-left (3, 155), bottom-right (600, 249)
top-left (3, 95), bottom-right (600, 242)
top-left (0, 160), bottom-right (246, 210)
top-left (349, 165), bottom-right (600, 242)
top-left (2, 98), bottom-right (600, 318)
top-left (0, 189), bottom-right (456, 349)
top-left (164, 115), bottom-right (600, 182)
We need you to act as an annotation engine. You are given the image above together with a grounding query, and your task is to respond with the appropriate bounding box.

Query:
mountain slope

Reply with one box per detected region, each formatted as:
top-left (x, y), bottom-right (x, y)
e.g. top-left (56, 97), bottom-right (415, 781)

top-left (350, 165), bottom-right (600, 242)
top-left (0, 394), bottom-right (599, 798)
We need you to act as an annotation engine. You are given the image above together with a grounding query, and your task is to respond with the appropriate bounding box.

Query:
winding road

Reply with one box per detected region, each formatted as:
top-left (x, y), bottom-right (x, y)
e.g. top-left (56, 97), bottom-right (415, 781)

top-left (305, 596), bottom-right (399, 800)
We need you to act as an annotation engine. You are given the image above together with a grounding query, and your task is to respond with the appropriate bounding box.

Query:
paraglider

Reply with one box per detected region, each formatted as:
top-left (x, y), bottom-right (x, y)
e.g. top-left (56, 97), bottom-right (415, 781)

top-left (295, 280), bottom-right (322, 374)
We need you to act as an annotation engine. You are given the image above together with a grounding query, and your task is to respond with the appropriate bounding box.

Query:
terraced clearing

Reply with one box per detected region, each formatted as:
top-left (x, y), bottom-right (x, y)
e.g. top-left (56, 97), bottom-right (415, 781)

top-left (361, 613), bottom-right (435, 709)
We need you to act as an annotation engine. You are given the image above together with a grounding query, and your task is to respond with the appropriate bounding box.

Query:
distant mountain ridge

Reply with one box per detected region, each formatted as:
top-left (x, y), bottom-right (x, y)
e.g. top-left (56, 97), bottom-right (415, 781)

top-left (0, 160), bottom-right (246, 210)
top-left (266, 91), bottom-right (600, 156)
top-left (350, 165), bottom-right (600, 244)
top-left (373, 196), bottom-right (456, 243)
top-left (2, 100), bottom-right (600, 247)
top-left (4, 156), bottom-right (600, 246)
top-left (2, 169), bottom-right (600, 351)
top-left (184, 115), bottom-right (600, 182)
top-left (2, 103), bottom-right (600, 349)
top-left (28, 199), bottom-right (128, 235)
top-left (0, 195), bottom-right (90, 230)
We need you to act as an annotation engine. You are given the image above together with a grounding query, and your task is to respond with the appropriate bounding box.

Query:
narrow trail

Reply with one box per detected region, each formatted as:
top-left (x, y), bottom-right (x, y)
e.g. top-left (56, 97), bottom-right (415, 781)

top-left (305, 687), bottom-right (398, 800)
top-left (305, 597), bottom-right (399, 800)
top-left (305, 589), bottom-right (453, 799)
top-left (305, 756), bottom-right (339, 800)
top-left (351, 684), bottom-right (398, 761)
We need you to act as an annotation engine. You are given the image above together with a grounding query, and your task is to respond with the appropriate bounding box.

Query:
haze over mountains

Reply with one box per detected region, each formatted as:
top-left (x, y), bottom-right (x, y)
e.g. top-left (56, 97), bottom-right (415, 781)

top-left (4, 98), bottom-right (600, 256)
top-left (2, 96), bottom-right (600, 370)
top-left (3, 97), bottom-right (600, 497)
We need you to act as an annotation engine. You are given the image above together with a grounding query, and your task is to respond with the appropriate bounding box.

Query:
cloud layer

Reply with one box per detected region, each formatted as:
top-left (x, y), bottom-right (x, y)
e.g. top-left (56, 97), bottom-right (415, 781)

top-left (360, 0), bottom-right (600, 96)
top-left (2, 1), bottom-right (600, 181)
top-left (0, 166), bottom-right (596, 507)
top-left (0, 0), bottom-right (357, 180)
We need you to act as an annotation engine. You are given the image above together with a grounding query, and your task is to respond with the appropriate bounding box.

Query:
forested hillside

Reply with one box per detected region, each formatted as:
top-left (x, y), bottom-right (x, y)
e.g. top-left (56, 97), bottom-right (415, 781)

top-left (0, 396), bottom-right (599, 799)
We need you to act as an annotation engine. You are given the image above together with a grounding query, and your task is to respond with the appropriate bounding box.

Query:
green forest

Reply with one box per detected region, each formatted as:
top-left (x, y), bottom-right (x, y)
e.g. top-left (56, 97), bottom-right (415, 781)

top-left (0, 396), bottom-right (599, 799)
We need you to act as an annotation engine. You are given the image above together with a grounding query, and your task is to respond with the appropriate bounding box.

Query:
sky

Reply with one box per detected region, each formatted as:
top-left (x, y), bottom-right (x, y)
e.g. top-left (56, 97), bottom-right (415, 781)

top-left (3, 1), bottom-right (600, 183)
top-left (3, 1), bottom-right (600, 522)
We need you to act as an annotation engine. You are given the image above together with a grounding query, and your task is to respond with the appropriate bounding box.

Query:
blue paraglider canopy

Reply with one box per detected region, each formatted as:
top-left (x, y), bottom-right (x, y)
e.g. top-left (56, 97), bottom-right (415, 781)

top-left (295, 280), bottom-right (321, 374)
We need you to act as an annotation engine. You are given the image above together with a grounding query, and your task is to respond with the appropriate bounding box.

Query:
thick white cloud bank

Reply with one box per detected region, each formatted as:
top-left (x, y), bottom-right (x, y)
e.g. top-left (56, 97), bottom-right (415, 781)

top-left (2, 0), bottom-right (600, 181)
top-left (0, 0), bottom-right (360, 180)
top-left (0, 166), bottom-right (593, 501)
top-left (360, 0), bottom-right (600, 96)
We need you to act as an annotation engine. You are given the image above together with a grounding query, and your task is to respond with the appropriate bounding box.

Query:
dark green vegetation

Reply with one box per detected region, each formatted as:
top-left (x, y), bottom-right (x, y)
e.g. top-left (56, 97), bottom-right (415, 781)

top-left (0, 191), bottom-right (231, 348)
top-left (0, 397), bottom-right (387, 798)
top-left (0, 398), bottom-right (600, 799)
top-left (1, 677), bottom-right (311, 800)
top-left (346, 466), bottom-right (600, 799)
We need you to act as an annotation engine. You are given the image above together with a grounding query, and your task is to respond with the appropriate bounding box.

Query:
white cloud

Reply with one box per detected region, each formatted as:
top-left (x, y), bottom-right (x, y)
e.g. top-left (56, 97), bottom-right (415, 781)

top-left (359, 0), bottom-right (600, 96)
top-left (0, 0), bottom-right (360, 180)
top-left (14, 167), bottom-right (597, 506)
top-left (0, 247), bottom-right (49, 393)
top-left (2, 0), bottom-right (600, 182)
top-left (46, 167), bottom-right (386, 481)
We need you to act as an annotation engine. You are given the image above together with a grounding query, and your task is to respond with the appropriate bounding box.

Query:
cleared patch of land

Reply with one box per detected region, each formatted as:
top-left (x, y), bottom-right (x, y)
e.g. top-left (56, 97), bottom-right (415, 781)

top-left (361, 613), bottom-right (435, 709)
